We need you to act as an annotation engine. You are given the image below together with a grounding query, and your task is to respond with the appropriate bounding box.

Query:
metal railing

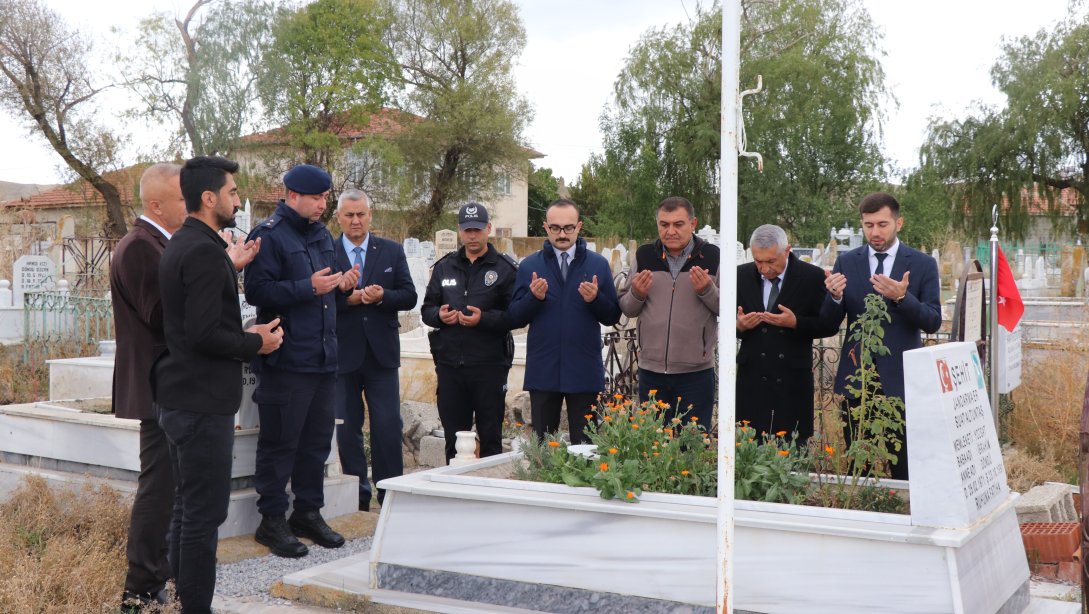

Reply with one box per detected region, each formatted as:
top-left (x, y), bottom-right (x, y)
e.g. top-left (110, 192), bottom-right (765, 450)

top-left (23, 291), bottom-right (113, 358)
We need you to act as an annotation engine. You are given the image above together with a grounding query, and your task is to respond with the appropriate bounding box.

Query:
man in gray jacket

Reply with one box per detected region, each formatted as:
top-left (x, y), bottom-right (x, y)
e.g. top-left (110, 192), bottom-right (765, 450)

top-left (618, 196), bottom-right (720, 427)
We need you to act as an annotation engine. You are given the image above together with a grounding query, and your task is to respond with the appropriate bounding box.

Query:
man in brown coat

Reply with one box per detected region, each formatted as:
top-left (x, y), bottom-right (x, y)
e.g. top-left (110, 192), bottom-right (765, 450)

top-left (110, 163), bottom-right (186, 610)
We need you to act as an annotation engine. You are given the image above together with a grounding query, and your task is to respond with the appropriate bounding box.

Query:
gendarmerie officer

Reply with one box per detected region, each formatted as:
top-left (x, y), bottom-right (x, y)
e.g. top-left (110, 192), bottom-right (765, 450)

top-left (243, 164), bottom-right (359, 558)
top-left (421, 203), bottom-right (517, 461)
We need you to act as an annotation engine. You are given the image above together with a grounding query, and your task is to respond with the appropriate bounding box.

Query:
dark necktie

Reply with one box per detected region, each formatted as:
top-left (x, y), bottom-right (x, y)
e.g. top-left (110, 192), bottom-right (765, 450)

top-left (353, 246), bottom-right (364, 289)
top-left (875, 252), bottom-right (887, 276)
top-left (560, 251), bottom-right (569, 282)
top-left (767, 277), bottom-right (780, 311)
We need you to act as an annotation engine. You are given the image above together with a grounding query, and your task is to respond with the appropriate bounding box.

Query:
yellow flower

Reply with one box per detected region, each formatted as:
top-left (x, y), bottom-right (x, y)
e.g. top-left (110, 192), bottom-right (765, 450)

top-left (608, 447), bottom-right (618, 455)
top-left (547, 441), bottom-right (561, 448)
top-left (775, 430), bottom-right (787, 437)
top-left (680, 470), bottom-right (690, 476)
top-left (626, 491), bottom-right (635, 500)
top-left (599, 462), bottom-right (609, 472)
top-left (777, 450), bottom-right (789, 456)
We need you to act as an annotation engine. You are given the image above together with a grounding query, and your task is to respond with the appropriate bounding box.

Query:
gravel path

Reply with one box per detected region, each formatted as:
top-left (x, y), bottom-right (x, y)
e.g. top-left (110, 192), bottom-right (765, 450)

top-left (215, 536), bottom-right (373, 606)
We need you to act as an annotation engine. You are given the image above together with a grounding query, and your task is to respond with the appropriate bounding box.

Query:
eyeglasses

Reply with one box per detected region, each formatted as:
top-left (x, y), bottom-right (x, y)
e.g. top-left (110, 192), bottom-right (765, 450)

top-left (546, 224), bottom-right (578, 234)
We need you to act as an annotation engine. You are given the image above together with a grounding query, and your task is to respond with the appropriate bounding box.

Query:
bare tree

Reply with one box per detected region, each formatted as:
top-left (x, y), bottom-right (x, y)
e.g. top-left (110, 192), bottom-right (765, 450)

top-left (0, 0), bottom-right (128, 237)
top-left (122, 0), bottom-right (281, 157)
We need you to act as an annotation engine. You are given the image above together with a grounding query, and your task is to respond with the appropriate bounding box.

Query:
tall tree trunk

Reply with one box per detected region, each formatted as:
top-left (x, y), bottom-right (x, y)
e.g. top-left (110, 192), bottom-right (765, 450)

top-left (407, 147), bottom-right (461, 238)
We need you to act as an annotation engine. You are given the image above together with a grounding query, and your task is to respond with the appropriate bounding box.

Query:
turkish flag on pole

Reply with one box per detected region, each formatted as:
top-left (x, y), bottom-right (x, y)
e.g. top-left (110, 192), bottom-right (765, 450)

top-left (995, 245), bottom-right (1024, 332)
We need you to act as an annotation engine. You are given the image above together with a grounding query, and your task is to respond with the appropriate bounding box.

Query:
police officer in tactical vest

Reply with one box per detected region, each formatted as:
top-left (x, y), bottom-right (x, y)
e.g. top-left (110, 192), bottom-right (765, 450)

top-left (422, 203), bottom-right (517, 461)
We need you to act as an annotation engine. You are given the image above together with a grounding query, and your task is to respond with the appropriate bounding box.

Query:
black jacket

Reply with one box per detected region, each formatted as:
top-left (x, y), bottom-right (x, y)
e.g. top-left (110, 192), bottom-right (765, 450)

top-left (421, 243), bottom-right (517, 368)
top-left (154, 217), bottom-right (263, 415)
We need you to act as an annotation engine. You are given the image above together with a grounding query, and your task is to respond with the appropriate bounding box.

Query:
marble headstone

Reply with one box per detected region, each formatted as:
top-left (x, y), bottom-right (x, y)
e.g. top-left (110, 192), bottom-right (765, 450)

top-left (435, 229), bottom-right (457, 259)
top-left (904, 342), bottom-right (1009, 528)
top-left (13, 254), bottom-right (56, 306)
top-left (237, 294), bottom-right (259, 429)
top-left (403, 237), bottom-right (421, 259)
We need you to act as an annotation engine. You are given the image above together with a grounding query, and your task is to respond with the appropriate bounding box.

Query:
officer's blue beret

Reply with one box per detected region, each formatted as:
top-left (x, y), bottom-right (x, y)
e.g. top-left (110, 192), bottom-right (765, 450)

top-left (283, 164), bottom-right (332, 195)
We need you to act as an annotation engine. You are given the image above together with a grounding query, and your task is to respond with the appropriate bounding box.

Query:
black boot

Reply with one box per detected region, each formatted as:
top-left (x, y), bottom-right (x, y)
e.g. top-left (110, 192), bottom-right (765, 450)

top-left (289, 510), bottom-right (345, 548)
top-left (255, 514), bottom-right (309, 558)
top-left (118, 587), bottom-right (170, 613)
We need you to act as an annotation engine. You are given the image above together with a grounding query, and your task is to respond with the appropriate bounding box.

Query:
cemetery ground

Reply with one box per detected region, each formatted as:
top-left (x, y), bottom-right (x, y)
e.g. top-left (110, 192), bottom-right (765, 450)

top-left (0, 332), bottom-right (1087, 612)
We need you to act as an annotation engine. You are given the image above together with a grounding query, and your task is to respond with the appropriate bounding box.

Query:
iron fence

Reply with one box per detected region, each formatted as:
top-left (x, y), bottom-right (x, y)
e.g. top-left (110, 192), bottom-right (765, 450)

top-left (23, 291), bottom-right (113, 358)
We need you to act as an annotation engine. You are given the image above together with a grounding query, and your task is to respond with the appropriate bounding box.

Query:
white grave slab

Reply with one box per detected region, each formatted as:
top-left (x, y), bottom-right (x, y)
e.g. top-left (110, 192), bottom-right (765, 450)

top-left (905, 342), bottom-right (1009, 528)
top-left (13, 254), bottom-right (56, 306)
top-left (237, 294), bottom-right (259, 429)
top-left (403, 237), bottom-right (421, 259)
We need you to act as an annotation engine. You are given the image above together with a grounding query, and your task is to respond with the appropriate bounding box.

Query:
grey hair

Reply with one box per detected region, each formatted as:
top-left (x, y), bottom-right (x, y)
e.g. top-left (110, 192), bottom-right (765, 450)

top-left (749, 224), bottom-right (789, 252)
top-left (337, 188), bottom-right (370, 210)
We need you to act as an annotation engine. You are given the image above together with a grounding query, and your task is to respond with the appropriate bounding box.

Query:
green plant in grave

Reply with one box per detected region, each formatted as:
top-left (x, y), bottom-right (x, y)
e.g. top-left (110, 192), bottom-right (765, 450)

top-left (734, 424), bottom-right (811, 505)
top-left (818, 292), bottom-right (906, 508)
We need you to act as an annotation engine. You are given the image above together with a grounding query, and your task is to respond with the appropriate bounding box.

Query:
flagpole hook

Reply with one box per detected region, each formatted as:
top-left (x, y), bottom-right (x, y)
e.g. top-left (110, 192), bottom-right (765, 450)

top-left (990, 204), bottom-right (999, 241)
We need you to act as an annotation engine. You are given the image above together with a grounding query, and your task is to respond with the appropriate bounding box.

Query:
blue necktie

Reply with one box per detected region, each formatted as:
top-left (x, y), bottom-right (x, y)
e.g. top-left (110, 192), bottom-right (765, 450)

top-left (353, 246), bottom-right (364, 288)
top-left (875, 252), bottom-right (887, 276)
top-left (560, 252), bottom-right (569, 282)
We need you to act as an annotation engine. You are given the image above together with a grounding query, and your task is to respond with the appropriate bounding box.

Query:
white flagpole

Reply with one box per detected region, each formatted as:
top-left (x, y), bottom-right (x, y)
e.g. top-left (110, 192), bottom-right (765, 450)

top-left (718, 1), bottom-right (742, 612)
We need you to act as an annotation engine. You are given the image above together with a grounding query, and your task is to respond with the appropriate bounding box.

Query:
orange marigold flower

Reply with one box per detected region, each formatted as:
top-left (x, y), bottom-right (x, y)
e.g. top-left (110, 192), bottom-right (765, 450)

top-left (777, 450), bottom-right (789, 456)
top-left (689, 416), bottom-right (699, 422)
top-left (599, 462), bottom-right (609, 472)
top-left (603, 416), bottom-right (612, 422)
top-left (652, 452), bottom-right (660, 456)
top-left (584, 414), bottom-right (593, 420)
top-left (671, 417), bottom-right (681, 424)
top-left (613, 393), bottom-right (623, 400)
top-left (657, 400), bottom-right (668, 408)
top-left (515, 422), bottom-right (524, 428)
top-left (681, 470), bottom-right (690, 476)
top-left (626, 491), bottom-right (635, 500)
top-left (649, 389), bottom-right (658, 396)
top-left (824, 445), bottom-right (835, 455)
top-left (735, 442), bottom-right (741, 447)
top-left (775, 430), bottom-right (787, 437)
top-left (631, 424), bottom-right (640, 430)
top-left (608, 447), bottom-right (618, 455)
top-left (547, 441), bottom-right (561, 448)
top-left (741, 419), bottom-right (751, 425)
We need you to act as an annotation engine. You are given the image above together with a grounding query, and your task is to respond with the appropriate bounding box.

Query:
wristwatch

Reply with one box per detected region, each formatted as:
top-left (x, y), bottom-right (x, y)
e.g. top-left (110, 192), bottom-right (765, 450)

top-left (891, 294), bottom-right (905, 305)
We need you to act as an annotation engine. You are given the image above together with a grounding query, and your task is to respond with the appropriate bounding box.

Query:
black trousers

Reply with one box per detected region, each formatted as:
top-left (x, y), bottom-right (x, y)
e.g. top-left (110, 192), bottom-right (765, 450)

top-left (529, 390), bottom-right (598, 445)
top-left (159, 407), bottom-right (234, 614)
top-left (435, 363), bottom-right (509, 461)
top-left (335, 349), bottom-right (403, 506)
top-left (841, 397), bottom-right (909, 480)
top-left (123, 413), bottom-right (175, 596)
top-left (254, 368), bottom-right (336, 516)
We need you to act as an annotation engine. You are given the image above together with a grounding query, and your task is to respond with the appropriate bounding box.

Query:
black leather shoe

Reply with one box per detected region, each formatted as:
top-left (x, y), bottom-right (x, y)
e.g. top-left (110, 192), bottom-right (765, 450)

top-left (255, 514), bottom-right (309, 558)
top-left (289, 510), bottom-right (345, 548)
top-left (359, 499), bottom-right (370, 512)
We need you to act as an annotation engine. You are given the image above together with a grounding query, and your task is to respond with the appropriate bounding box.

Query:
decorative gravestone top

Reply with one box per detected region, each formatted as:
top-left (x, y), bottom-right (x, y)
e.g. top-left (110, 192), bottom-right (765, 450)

top-left (904, 342), bottom-right (1009, 528)
top-left (13, 254), bottom-right (56, 306)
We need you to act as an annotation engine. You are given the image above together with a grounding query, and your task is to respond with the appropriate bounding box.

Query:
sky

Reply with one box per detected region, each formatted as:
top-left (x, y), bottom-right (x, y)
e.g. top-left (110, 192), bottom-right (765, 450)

top-left (0, 0), bottom-right (1077, 187)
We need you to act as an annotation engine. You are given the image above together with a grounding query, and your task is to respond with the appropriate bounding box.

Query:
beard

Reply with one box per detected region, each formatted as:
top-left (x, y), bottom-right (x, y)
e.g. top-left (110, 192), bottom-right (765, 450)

top-left (218, 208), bottom-right (239, 229)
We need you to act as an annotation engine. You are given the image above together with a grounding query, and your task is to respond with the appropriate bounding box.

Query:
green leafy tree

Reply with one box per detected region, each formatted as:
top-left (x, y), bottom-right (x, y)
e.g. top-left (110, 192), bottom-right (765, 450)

top-left (919, 7), bottom-right (1089, 240)
top-left (580, 0), bottom-right (888, 244)
top-left (385, 0), bottom-right (533, 237)
top-left (0, 0), bottom-right (128, 237)
top-left (120, 0), bottom-right (282, 157)
top-left (257, 0), bottom-right (397, 170)
top-left (526, 164), bottom-right (559, 237)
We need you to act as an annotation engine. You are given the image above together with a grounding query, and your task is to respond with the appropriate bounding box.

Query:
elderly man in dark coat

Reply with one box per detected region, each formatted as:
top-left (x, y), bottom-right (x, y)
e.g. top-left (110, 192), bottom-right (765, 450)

top-left (736, 224), bottom-right (839, 443)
